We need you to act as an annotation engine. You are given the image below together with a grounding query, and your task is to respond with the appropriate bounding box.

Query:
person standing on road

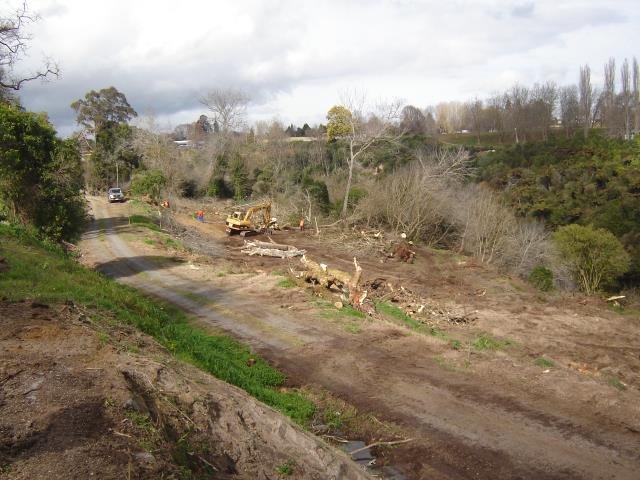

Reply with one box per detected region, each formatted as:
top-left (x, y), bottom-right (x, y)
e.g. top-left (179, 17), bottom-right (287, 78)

top-left (196, 208), bottom-right (205, 223)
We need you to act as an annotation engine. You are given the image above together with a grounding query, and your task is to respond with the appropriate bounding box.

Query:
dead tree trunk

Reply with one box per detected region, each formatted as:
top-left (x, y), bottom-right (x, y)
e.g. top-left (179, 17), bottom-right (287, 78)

top-left (300, 256), bottom-right (365, 304)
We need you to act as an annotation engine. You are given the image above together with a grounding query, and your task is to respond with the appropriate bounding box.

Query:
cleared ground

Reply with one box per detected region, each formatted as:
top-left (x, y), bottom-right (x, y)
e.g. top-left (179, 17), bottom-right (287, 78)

top-left (81, 196), bottom-right (640, 480)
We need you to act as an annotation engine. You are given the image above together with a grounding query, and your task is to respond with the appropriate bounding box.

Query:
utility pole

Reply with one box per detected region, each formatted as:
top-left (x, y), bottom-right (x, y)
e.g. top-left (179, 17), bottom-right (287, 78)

top-left (116, 161), bottom-right (119, 188)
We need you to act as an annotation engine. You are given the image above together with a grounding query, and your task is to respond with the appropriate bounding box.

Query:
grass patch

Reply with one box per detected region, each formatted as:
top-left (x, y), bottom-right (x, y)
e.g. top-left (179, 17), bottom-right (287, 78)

top-left (162, 236), bottom-right (189, 252)
top-left (0, 224), bottom-right (315, 424)
top-left (472, 333), bottom-right (512, 351)
top-left (125, 410), bottom-right (155, 432)
top-left (97, 331), bottom-right (110, 347)
top-left (143, 238), bottom-right (154, 245)
top-left (276, 460), bottom-right (295, 476)
top-left (375, 301), bottom-right (461, 349)
top-left (313, 299), bottom-right (365, 320)
top-left (606, 375), bottom-right (627, 391)
top-left (434, 355), bottom-right (458, 372)
top-left (311, 299), bottom-right (365, 334)
top-left (315, 394), bottom-right (359, 431)
top-left (129, 214), bottom-right (161, 232)
top-left (375, 300), bottom-right (422, 328)
top-left (534, 357), bottom-right (554, 368)
top-left (343, 323), bottom-right (363, 334)
top-left (276, 278), bottom-right (296, 289)
top-left (434, 355), bottom-right (470, 372)
top-left (125, 410), bottom-right (161, 452)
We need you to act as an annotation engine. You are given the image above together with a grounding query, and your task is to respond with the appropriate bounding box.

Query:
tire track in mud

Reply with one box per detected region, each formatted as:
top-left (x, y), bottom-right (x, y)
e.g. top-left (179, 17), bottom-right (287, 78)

top-left (82, 198), bottom-right (640, 480)
top-left (282, 335), bottom-right (640, 480)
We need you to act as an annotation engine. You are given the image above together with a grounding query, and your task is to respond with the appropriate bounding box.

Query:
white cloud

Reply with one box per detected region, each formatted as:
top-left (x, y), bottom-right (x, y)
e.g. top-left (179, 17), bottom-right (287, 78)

top-left (8, 0), bottom-right (639, 136)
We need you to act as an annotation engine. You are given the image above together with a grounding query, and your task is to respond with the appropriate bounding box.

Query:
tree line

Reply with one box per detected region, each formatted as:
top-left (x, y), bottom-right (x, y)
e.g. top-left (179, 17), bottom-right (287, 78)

top-left (423, 58), bottom-right (640, 143)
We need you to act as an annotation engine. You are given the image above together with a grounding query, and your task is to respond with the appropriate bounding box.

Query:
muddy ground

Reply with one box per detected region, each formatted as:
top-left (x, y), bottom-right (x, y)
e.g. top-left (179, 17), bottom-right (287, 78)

top-left (0, 300), bottom-right (369, 480)
top-left (78, 196), bottom-right (640, 479)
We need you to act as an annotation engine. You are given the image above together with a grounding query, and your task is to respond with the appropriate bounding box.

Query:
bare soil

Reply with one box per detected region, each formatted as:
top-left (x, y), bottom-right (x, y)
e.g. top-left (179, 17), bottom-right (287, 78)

top-left (77, 197), bottom-right (640, 479)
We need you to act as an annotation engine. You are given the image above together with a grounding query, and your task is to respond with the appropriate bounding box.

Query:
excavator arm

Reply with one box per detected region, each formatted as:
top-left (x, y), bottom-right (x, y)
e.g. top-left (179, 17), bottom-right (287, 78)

top-left (243, 202), bottom-right (272, 225)
top-left (225, 202), bottom-right (273, 235)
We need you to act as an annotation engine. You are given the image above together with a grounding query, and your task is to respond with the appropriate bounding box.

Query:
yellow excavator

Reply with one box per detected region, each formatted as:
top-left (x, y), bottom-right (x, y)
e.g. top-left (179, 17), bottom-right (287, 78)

top-left (225, 202), bottom-right (275, 235)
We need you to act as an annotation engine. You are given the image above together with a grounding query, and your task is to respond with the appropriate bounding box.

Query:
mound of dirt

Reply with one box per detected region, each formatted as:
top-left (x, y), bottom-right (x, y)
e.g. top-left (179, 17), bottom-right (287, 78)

top-left (0, 301), bottom-right (369, 480)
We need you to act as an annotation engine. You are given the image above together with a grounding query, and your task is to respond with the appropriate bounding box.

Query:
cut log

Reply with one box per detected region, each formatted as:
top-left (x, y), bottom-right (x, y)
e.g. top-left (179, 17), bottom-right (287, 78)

top-left (241, 240), bottom-right (305, 258)
top-left (249, 240), bottom-right (294, 251)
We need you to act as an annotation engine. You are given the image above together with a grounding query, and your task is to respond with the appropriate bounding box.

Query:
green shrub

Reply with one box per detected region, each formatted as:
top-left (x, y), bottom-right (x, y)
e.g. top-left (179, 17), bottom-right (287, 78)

top-left (229, 154), bottom-right (251, 201)
top-left (554, 224), bottom-right (630, 293)
top-left (529, 266), bottom-right (554, 291)
top-left (178, 179), bottom-right (198, 198)
top-left (205, 176), bottom-right (232, 198)
top-left (0, 104), bottom-right (87, 241)
top-left (301, 177), bottom-right (331, 213)
top-left (129, 169), bottom-right (166, 198)
top-left (332, 187), bottom-right (367, 216)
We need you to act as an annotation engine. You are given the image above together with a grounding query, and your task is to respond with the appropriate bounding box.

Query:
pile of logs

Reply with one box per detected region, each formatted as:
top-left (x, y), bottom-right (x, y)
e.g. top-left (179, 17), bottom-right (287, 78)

top-left (241, 240), bottom-right (306, 258)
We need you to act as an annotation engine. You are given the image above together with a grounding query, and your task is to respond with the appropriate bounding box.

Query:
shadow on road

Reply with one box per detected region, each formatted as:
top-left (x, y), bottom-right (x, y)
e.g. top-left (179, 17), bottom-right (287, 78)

top-left (94, 255), bottom-right (184, 279)
top-left (83, 216), bottom-right (161, 240)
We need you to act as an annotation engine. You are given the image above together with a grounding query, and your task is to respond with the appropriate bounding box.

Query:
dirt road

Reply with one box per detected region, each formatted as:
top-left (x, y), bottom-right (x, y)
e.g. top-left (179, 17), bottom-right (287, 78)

top-left (81, 197), bottom-right (640, 480)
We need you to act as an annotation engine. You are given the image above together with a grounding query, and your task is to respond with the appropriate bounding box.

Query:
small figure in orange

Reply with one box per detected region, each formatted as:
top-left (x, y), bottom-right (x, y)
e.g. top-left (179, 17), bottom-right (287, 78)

top-left (196, 208), bottom-right (205, 223)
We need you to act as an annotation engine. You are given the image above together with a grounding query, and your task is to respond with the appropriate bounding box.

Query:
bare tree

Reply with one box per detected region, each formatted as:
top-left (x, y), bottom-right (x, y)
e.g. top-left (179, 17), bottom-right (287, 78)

top-left (485, 93), bottom-right (505, 137)
top-left (529, 82), bottom-right (557, 140)
top-left (579, 64), bottom-right (593, 138)
top-left (559, 85), bottom-right (580, 138)
top-left (602, 57), bottom-right (616, 132)
top-left (0, 2), bottom-right (58, 96)
top-left (356, 148), bottom-right (472, 244)
top-left (327, 90), bottom-right (403, 218)
top-left (633, 57), bottom-right (639, 135)
top-left (620, 58), bottom-right (632, 140)
top-left (464, 98), bottom-right (483, 144)
top-left (504, 84), bottom-right (529, 143)
top-left (400, 105), bottom-right (427, 134)
top-left (435, 101), bottom-right (465, 133)
top-left (421, 107), bottom-right (438, 135)
top-left (200, 87), bottom-right (250, 134)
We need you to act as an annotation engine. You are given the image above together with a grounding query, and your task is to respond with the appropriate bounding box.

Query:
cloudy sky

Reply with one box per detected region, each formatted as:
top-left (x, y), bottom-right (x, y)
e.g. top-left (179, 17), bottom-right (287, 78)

top-left (9, 0), bottom-right (640, 136)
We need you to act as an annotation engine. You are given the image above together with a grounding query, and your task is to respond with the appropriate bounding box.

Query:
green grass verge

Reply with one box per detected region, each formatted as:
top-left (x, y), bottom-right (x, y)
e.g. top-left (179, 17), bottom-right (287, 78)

top-left (0, 224), bottom-right (315, 424)
top-left (129, 214), bottom-right (161, 232)
top-left (375, 301), bottom-right (461, 349)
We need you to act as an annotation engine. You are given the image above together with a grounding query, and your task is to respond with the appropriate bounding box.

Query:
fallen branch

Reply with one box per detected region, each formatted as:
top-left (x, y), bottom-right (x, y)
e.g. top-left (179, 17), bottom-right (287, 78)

top-left (0, 369), bottom-right (23, 385)
top-left (321, 434), bottom-right (350, 443)
top-left (188, 452), bottom-right (219, 472)
top-left (349, 438), bottom-right (414, 457)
